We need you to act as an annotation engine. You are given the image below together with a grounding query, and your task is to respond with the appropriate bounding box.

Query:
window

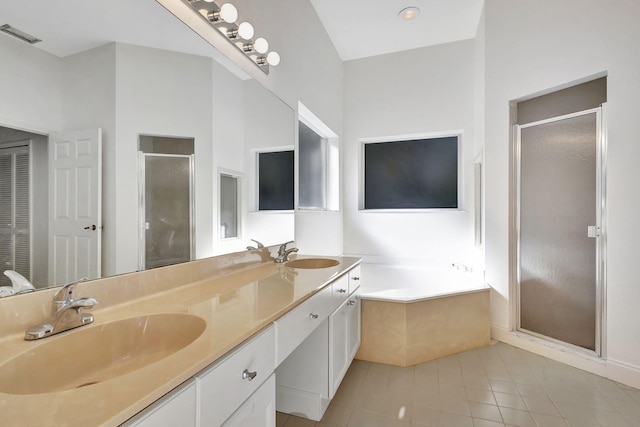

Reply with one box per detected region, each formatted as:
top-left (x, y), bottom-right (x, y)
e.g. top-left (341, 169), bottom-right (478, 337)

top-left (219, 172), bottom-right (240, 239)
top-left (298, 121), bottom-right (326, 210)
top-left (363, 135), bottom-right (460, 210)
top-left (258, 150), bottom-right (294, 211)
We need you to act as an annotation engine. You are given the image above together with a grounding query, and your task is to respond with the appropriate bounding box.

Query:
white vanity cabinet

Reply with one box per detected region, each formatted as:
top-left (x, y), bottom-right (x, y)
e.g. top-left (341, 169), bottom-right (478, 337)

top-left (122, 379), bottom-right (197, 427)
top-left (329, 288), bottom-right (361, 398)
top-left (221, 374), bottom-right (276, 427)
top-left (276, 265), bottom-right (362, 421)
top-left (122, 262), bottom-right (361, 427)
top-left (274, 284), bottom-right (333, 366)
top-left (197, 325), bottom-right (276, 427)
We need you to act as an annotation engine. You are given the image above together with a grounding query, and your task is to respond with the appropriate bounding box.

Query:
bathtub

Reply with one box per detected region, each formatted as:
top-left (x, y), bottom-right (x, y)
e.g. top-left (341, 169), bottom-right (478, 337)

top-left (359, 264), bottom-right (488, 302)
top-left (356, 263), bottom-right (491, 367)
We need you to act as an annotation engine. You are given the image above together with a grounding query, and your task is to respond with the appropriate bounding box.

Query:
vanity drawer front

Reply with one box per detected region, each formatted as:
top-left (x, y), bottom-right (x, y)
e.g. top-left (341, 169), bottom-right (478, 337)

top-left (331, 275), bottom-right (350, 310)
top-left (275, 285), bottom-right (332, 366)
top-left (348, 265), bottom-right (361, 294)
top-left (197, 325), bottom-right (275, 427)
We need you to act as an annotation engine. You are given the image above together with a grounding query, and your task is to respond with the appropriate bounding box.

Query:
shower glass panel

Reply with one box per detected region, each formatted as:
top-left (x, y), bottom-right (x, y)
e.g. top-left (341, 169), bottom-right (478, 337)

top-left (518, 111), bottom-right (599, 351)
top-left (142, 153), bottom-right (193, 269)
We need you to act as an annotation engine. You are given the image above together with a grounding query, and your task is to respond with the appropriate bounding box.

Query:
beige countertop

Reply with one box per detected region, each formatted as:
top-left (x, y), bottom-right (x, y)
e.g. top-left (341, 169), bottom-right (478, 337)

top-left (0, 254), bottom-right (361, 427)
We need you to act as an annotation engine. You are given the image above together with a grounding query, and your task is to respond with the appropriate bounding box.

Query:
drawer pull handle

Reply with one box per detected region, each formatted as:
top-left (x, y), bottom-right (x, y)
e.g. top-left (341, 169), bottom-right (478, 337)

top-left (337, 288), bottom-right (347, 293)
top-left (309, 313), bottom-right (319, 319)
top-left (352, 277), bottom-right (360, 281)
top-left (242, 369), bottom-right (257, 381)
top-left (348, 300), bottom-right (356, 306)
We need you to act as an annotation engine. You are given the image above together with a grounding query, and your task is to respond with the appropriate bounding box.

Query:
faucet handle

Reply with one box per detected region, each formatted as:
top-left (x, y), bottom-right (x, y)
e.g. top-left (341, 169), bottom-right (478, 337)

top-left (251, 239), bottom-right (265, 249)
top-left (278, 241), bottom-right (294, 254)
top-left (52, 278), bottom-right (88, 303)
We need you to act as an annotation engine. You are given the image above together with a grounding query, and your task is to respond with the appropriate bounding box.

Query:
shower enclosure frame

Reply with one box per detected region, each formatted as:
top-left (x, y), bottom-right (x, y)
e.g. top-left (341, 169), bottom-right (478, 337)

top-left (138, 152), bottom-right (196, 271)
top-left (511, 105), bottom-right (607, 357)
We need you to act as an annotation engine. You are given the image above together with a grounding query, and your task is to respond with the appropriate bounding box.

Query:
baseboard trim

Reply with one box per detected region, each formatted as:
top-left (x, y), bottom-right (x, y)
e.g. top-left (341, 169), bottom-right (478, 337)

top-left (275, 385), bottom-right (329, 422)
top-left (607, 358), bottom-right (640, 390)
top-left (491, 324), bottom-right (607, 376)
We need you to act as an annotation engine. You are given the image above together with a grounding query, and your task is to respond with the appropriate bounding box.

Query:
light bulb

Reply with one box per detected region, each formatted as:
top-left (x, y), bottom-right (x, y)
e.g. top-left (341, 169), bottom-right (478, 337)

top-left (237, 22), bottom-right (254, 40)
top-left (398, 7), bottom-right (420, 20)
top-left (219, 3), bottom-right (238, 23)
top-left (254, 37), bottom-right (269, 54)
top-left (266, 51), bottom-right (280, 67)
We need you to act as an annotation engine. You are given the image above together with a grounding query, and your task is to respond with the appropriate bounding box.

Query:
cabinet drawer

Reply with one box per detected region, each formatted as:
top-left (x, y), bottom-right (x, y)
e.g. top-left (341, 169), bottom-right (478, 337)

top-left (123, 379), bottom-right (197, 427)
top-left (348, 265), bottom-right (361, 294)
top-left (197, 325), bottom-right (275, 427)
top-left (331, 275), bottom-right (349, 311)
top-left (275, 285), bottom-right (332, 366)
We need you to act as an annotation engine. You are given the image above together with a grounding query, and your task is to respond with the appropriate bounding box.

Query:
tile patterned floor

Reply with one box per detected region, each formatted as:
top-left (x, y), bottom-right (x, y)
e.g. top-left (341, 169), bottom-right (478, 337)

top-left (276, 342), bottom-right (640, 427)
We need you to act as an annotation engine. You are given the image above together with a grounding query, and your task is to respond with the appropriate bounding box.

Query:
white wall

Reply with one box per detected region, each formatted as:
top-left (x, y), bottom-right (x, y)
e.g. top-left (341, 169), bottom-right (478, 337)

top-left (61, 44), bottom-right (117, 276)
top-left (343, 40), bottom-right (478, 265)
top-left (0, 35), bottom-right (61, 133)
top-left (232, 0), bottom-right (345, 255)
top-left (114, 43), bottom-right (214, 275)
top-left (242, 80), bottom-right (296, 251)
top-left (484, 0), bottom-right (640, 386)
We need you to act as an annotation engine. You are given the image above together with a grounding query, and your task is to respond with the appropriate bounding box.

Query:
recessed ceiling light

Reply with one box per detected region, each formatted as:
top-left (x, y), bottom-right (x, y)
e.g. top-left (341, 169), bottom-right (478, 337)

top-left (398, 7), bottom-right (421, 21)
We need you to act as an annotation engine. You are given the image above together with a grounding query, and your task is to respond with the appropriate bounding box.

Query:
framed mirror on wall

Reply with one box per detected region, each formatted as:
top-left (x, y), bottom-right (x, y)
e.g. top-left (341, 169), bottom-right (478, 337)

top-left (0, 0), bottom-right (296, 296)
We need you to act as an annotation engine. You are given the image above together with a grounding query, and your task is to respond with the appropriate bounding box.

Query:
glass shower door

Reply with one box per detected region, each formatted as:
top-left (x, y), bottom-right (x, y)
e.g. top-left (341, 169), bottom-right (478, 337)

top-left (140, 153), bottom-right (194, 269)
top-left (517, 109), bottom-right (602, 352)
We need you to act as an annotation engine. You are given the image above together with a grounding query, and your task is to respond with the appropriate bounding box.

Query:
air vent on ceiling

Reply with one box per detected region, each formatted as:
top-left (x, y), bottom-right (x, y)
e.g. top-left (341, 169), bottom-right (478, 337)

top-left (0, 24), bottom-right (42, 44)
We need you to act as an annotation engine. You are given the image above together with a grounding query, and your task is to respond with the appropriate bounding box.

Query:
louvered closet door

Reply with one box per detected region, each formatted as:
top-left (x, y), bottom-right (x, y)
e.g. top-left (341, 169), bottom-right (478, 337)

top-left (0, 147), bottom-right (30, 287)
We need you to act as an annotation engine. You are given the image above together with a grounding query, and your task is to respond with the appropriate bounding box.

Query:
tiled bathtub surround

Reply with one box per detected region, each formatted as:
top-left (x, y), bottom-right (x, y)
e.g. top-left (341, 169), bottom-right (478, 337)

top-left (357, 290), bottom-right (491, 367)
top-left (278, 341), bottom-right (640, 427)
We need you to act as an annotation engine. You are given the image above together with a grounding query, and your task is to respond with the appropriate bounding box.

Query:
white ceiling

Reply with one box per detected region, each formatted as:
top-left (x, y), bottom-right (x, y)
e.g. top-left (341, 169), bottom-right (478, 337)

top-left (0, 0), bottom-right (483, 66)
top-left (0, 0), bottom-right (239, 70)
top-left (310, 0), bottom-right (484, 61)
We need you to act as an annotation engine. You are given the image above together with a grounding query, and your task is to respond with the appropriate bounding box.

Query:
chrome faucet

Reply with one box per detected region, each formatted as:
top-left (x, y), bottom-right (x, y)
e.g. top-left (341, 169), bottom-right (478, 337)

top-left (25, 279), bottom-right (98, 341)
top-left (274, 241), bottom-right (298, 263)
top-left (246, 239), bottom-right (265, 250)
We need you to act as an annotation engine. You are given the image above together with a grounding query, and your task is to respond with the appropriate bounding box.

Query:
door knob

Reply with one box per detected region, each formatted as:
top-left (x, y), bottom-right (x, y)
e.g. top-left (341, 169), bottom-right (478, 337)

top-left (84, 225), bottom-right (97, 231)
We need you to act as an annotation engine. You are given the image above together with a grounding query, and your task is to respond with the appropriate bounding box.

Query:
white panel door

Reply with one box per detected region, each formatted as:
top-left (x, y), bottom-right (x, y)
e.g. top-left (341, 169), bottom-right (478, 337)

top-left (48, 129), bottom-right (102, 285)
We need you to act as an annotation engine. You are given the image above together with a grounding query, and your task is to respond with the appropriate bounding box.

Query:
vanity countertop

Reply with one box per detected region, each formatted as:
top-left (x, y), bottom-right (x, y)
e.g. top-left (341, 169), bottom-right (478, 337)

top-left (0, 255), bottom-right (361, 427)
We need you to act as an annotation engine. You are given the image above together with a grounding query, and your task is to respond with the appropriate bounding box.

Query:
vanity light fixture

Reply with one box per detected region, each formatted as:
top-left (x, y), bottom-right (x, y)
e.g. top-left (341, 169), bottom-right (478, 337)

top-left (207, 3), bottom-right (237, 24)
top-left (398, 6), bottom-right (421, 21)
top-left (185, 0), bottom-right (280, 74)
top-left (243, 37), bottom-right (269, 54)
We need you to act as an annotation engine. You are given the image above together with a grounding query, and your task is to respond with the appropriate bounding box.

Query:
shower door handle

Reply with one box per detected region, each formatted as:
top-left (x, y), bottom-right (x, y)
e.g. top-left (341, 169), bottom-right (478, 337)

top-left (587, 226), bottom-right (600, 238)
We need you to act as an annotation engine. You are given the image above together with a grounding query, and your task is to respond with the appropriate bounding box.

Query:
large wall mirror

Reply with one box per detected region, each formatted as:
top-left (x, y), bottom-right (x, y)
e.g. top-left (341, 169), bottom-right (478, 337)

top-left (0, 0), bottom-right (295, 296)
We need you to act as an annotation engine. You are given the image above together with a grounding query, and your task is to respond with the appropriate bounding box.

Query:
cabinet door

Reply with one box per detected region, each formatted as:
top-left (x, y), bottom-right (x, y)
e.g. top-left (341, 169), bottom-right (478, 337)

top-left (348, 295), bottom-right (361, 361)
top-left (222, 374), bottom-right (275, 427)
top-left (329, 299), bottom-right (350, 398)
top-left (122, 379), bottom-right (196, 427)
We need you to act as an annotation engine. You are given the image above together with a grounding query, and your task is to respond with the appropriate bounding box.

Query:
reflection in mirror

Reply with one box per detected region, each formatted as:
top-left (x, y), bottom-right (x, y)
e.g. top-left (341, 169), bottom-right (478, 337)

top-left (219, 172), bottom-right (240, 240)
top-left (139, 136), bottom-right (195, 270)
top-left (258, 151), bottom-right (294, 211)
top-left (299, 121), bottom-right (327, 210)
top-left (0, 1), bottom-right (296, 296)
top-left (0, 127), bottom-right (47, 290)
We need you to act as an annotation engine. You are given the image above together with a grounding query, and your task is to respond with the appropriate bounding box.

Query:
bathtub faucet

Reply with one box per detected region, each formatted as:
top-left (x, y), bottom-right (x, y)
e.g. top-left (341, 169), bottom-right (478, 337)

top-left (452, 263), bottom-right (473, 273)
